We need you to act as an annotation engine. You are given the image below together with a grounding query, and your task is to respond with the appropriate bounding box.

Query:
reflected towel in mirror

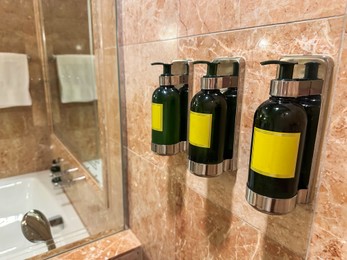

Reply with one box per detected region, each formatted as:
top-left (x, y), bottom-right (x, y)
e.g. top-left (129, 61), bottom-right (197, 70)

top-left (0, 53), bottom-right (31, 108)
top-left (56, 54), bottom-right (97, 103)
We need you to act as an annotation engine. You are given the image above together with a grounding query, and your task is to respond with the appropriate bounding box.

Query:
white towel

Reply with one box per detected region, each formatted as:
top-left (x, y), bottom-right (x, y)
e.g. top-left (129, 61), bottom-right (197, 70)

top-left (56, 54), bottom-right (97, 103)
top-left (0, 53), bottom-right (31, 109)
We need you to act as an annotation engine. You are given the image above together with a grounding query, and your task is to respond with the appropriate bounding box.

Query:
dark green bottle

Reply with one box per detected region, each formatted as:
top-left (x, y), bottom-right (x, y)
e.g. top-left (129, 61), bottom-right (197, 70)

top-left (188, 61), bottom-right (227, 177)
top-left (179, 83), bottom-right (188, 148)
top-left (151, 62), bottom-right (181, 155)
top-left (222, 63), bottom-right (239, 170)
top-left (297, 62), bottom-right (322, 192)
top-left (246, 60), bottom-right (307, 214)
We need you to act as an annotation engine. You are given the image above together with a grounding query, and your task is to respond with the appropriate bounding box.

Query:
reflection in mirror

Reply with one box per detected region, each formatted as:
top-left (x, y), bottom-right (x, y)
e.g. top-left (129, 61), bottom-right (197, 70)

top-left (0, 0), bottom-right (124, 259)
top-left (42, 0), bottom-right (104, 187)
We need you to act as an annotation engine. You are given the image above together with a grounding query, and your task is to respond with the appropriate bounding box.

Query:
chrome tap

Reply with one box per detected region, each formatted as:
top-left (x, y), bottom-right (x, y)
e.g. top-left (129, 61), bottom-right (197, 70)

top-left (50, 158), bottom-right (86, 187)
top-left (51, 167), bottom-right (79, 177)
top-left (21, 209), bottom-right (56, 251)
top-left (51, 175), bottom-right (86, 187)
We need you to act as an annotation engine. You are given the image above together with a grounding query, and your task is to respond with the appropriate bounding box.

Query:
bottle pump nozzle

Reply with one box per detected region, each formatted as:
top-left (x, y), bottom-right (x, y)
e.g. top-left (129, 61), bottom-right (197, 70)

top-left (304, 62), bottom-right (320, 80)
top-left (193, 61), bottom-right (220, 78)
top-left (151, 62), bottom-right (173, 76)
top-left (260, 60), bottom-right (297, 80)
top-left (261, 60), bottom-right (300, 97)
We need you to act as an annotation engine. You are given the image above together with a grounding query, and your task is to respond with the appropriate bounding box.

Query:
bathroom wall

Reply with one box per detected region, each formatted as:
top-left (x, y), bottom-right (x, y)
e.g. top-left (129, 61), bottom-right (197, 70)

top-left (117, 1), bottom-right (347, 259)
top-left (0, 0), bottom-right (51, 178)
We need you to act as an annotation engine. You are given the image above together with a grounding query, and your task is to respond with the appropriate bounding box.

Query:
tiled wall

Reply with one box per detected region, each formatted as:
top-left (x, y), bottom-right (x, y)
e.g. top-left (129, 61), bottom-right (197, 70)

top-left (0, 0), bottom-right (51, 178)
top-left (117, 0), bottom-right (347, 259)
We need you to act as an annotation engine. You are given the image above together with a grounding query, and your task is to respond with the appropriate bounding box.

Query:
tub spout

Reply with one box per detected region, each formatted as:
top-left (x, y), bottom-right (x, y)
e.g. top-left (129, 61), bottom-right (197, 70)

top-left (21, 209), bottom-right (56, 251)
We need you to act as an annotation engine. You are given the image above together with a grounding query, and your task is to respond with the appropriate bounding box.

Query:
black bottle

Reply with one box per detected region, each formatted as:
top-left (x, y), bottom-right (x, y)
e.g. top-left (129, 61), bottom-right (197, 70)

top-left (297, 62), bottom-right (322, 193)
top-left (246, 60), bottom-right (307, 214)
top-left (151, 62), bottom-right (181, 155)
top-left (222, 63), bottom-right (239, 171)
top-left (178, 64), bottom-right (189, 151)
top-left (188, 61), bottom-right (227, 177)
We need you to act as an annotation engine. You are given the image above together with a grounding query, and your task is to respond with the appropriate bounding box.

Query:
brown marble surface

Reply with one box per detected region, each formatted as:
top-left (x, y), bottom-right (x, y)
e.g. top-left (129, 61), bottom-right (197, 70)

top-left (117, 0), bottom-right (347, 259)
top-left (30, 230), bottom-right (141, 260)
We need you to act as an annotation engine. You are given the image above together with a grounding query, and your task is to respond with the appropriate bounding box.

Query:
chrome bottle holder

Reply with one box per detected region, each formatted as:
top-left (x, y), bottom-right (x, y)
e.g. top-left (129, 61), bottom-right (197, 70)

top-left (246, 55), bottom-right (334, 215)
top-left (280, 55), bottom-right (334, 205)
top-left (187, 57), bottom-right (245, 177)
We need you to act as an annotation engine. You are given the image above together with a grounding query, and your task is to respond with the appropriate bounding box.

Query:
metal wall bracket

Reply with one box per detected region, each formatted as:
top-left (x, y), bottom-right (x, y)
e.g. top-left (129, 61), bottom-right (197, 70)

top-left (280, 55), bottom-right (334, 204)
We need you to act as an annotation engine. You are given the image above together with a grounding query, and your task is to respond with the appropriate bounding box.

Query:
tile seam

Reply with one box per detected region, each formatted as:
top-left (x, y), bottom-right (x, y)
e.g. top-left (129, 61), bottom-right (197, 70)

top-left (119, 14), bottom-right (345, 47)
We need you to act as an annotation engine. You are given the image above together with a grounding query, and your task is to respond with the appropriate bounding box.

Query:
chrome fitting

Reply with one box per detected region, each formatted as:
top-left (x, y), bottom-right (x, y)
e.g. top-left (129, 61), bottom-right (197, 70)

top-left (159, 75), bottom-right (188, 86)
top-left (223, 159), bottom-right (233, 172)
top-left (188, 160), bottom-right (224, 177)
top-left (245, 187), bottom-right (297, 215)
top-left (151, 143), bottom-right (180, 155)
top-left (201, 76), bottom-right (238, 90)
top-left (179, 141), bottom-right (187, 152)
top-left (296, 189), bottom-right (308, 204)
top-left (270, 80), bottom-right (310, 97)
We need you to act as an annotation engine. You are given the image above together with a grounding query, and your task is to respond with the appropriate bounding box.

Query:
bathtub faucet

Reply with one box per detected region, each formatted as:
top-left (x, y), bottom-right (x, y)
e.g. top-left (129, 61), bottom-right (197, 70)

top-left (51, 175), bottom-right (86, 187)
top-left (21, 209), bottom-right (56, 251)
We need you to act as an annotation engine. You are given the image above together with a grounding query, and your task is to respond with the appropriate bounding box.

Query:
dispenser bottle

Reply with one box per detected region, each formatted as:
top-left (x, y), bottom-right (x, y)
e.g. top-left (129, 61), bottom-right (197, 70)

top-left (297, 62), bottom-right (322, 192)
top-left (188, 61), bottom-right (227, 177)
top-left (246, 60), bottom-right (307, 214)
top-left (178, 66), bottom-right (189, 151)
top-left (151, 62), bottom-right (181, 155)
top-left (222, 63), bottom-right (239, 170)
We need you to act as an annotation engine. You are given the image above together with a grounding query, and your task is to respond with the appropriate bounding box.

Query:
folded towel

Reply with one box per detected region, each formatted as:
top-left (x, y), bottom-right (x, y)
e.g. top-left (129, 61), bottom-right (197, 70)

top-left (0, 53), bottom-right (31, 109)
top-left (56, 54), bottom-right (97, 103)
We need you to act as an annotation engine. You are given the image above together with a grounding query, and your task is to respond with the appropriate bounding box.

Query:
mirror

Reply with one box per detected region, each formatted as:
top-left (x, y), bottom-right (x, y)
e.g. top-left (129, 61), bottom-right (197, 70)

top-left (42, 0), bottom-right (104, 188)
top-left (0, 0), bottom-right (124, 259)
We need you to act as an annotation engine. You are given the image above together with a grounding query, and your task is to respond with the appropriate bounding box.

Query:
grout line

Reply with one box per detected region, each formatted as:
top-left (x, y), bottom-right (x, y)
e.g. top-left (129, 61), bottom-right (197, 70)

top-left (120, 14), bottom-right (345, 47)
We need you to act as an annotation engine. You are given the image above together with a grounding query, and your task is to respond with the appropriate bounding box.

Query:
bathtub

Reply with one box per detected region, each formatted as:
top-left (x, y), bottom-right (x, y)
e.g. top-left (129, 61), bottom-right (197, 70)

top-left (0, 170), bottom-right (89, 260)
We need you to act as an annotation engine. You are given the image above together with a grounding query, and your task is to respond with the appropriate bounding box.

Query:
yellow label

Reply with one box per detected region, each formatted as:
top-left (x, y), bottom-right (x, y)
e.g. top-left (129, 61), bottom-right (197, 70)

top-left (189, 111), bottom-right (212, 148)
top-left (152, 103), bottom-right (163, 131)
top-left (250, 127), bottom-right (301, 179)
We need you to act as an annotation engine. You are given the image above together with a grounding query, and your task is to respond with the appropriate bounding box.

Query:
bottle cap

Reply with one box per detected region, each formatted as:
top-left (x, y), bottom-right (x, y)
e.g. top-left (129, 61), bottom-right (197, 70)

top-left (193, 60), bottom-right (222, 89)
top-left (151, 62), bottom-right (174, 86)
top-left (261, 60), bottom-right (302, 97)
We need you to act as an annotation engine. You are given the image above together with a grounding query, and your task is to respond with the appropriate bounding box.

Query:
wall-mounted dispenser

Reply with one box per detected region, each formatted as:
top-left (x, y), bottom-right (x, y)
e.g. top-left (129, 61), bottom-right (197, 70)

top-left (151, 60), bottom-right (192, 155)
top-left (188, 60), bottom-right (227, 176)
top-left (246, 55), bottom-right (334, 214)
top-left (218, 59), bottom-right (240, 172)
top-left (281, 55), bottom-right (334, 204)
top-left (188, 57), bottom-right (245, 177)
top-left (171, 60), bottom-right (193, 152)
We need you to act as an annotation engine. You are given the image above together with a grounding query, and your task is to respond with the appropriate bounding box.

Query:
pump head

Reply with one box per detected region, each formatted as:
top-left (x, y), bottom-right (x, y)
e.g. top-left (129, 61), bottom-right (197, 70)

top-left (260, 60), bottom-right (297, 80)
top-left (304, 62), bottom-right (320, 80)
top-left (193, 60), bottom-right (220, 78)
top-left (151, 62), bottom-right (173, 76)
top-left (261, 60), bottom-right (303, 97)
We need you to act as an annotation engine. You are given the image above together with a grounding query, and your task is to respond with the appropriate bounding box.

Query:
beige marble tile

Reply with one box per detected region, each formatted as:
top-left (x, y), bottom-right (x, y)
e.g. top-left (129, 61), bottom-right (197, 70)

top-left (308, 29), bottom-right (347, 259)
top-left (121, 39), bottom-right (179, 169)
top-left (117, 0), bottom-right (346, 44)
top-left (176, 186), bottom-right (303, 259)
top-left (33, 230), bottom-right (142, 260)
top-left (117, 0), bottom-right (178, 45)
top-left (127, 150), bottom-right (176, 259)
